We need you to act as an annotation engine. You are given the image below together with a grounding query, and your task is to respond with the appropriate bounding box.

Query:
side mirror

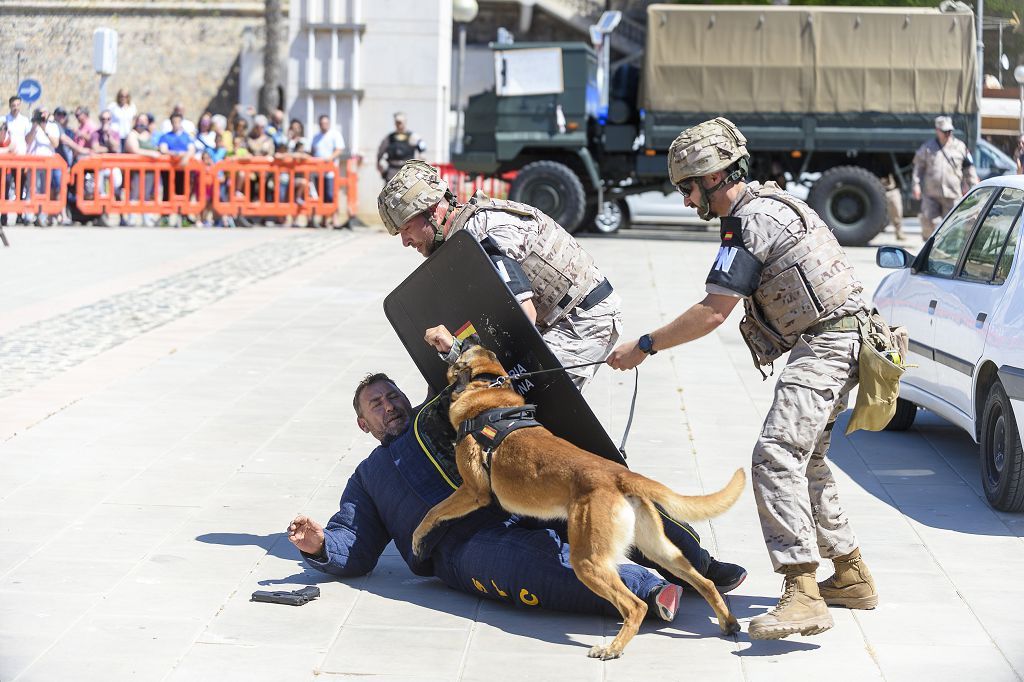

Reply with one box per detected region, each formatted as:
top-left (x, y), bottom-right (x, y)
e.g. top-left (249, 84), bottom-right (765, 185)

top-left (876, 246), bottom-right (912, 269)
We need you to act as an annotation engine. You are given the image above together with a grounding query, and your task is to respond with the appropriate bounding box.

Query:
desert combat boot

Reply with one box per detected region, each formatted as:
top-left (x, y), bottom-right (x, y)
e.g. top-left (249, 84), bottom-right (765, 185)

top-left (748, 563), bottom-right (833, 640)
top-left (818, 547), bottom-right (878, 609)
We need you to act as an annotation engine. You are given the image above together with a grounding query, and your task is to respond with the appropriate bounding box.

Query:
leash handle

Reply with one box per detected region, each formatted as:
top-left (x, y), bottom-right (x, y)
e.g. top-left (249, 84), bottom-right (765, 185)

top-left (618, 368), bottom-right (639, 458)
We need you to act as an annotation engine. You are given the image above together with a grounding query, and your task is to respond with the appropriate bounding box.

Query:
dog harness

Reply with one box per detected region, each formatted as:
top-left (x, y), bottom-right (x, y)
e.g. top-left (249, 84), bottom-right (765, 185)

top-left (456, 405), bottom-right (541, 474)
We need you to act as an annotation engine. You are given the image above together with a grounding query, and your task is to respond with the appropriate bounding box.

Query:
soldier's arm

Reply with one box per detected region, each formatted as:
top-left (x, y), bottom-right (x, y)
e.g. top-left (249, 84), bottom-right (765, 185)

top-left (911, 147), bottom-right (926, 197)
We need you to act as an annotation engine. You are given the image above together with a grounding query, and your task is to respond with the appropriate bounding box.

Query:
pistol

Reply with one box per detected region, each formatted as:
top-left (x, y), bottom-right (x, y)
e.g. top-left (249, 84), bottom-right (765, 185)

top-left (250, 586), bottom-right (320, 606)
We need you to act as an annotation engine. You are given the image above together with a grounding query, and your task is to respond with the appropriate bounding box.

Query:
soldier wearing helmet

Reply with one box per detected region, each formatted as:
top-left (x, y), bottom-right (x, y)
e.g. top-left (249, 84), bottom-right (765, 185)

top-left (378, 160), bottom-right (621, 389)
top-left (607, 117), bottom-right (880, 640)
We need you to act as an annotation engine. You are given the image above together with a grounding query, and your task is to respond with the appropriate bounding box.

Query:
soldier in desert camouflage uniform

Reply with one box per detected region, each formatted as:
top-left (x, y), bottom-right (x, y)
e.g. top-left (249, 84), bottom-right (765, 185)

top-left (607, 118), bottom-right (879, 640)
top-left (912, 115), bottom-right (979, 241)
top-left (377, 160), bottom-right (621, 389)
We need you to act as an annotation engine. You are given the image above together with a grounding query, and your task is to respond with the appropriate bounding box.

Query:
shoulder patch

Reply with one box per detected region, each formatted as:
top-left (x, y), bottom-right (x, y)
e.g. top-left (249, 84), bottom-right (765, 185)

top-left (707, 216), bottom-right (762, 296)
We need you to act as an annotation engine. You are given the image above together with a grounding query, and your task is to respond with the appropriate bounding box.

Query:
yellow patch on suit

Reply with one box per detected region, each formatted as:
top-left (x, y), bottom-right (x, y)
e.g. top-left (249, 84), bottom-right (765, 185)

top-left (518, 589), bottom-right (539, 606)
top-left (471, 578), bottom-right (488, 594)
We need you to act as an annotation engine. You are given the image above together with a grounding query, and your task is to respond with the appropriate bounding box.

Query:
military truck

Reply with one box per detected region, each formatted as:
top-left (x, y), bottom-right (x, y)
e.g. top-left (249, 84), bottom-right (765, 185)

top-left (454, 4), bottom-right (978, 246)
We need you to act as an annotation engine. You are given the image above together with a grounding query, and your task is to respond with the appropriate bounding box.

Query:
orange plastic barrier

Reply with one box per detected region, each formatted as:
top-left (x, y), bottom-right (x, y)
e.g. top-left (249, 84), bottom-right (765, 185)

top-left (69, 154), bottom-right (209, 216)
top-left (210, 157), bottom-right (343, 218)
top-left (343, 157), bottom-right (359, 220)
top-left (434, 163), bottom-right (512, 202)
top-left (0, 154), bottom-right (69, 217)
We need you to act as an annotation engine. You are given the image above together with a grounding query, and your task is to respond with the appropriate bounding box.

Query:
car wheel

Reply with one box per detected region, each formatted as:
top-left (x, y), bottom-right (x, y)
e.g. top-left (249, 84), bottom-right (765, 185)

top-left (509, 161), bottom-right (586, 234)
top-left (979, 381), bottom-right (1024, 512)
top-left (884, 398), bottom-right (917, 431)
top-left (806, 166), bottom-right (887, 247)
top-left (591, 199), bottom-right (629, 234)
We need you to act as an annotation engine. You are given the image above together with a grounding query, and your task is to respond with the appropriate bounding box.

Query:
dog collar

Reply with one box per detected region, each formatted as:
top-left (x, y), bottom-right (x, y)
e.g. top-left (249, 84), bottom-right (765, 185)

top-left (456, 405), bottom-right (540, 472)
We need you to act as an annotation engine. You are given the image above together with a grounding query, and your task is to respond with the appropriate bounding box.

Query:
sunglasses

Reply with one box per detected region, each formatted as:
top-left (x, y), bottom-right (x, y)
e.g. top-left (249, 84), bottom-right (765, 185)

top-left (675, 179), bottom-right (695, 196)
top-left (100, 117), bottom-right (112, 122)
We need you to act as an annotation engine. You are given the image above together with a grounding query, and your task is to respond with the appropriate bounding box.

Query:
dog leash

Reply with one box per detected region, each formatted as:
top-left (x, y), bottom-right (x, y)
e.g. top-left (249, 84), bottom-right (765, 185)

top-left (489, 360), bottom-right (639, 457)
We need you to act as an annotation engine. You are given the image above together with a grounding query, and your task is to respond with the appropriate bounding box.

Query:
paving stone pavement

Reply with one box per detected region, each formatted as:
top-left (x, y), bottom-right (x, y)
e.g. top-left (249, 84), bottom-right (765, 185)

top-left (0, 225), bottom-right (1021, 682)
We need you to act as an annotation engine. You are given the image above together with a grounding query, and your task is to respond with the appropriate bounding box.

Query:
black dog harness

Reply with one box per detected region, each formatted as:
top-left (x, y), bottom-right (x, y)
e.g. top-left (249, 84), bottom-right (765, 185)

top-left (456, 405), bottom-right (541, 474)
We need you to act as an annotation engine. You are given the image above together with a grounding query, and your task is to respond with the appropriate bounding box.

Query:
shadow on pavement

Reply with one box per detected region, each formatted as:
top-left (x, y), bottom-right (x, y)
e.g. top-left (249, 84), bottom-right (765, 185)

top-left (831, 410), bottom-right (1024, 538)
top-left (196, 531), bottom-right (300, 561)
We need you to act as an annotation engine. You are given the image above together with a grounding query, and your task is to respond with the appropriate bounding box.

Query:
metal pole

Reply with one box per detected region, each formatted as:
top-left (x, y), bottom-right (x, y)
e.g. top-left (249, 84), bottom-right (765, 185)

top-left (1019, 85), bottom-right (1023, 137)
top-left (998, 23), bottom-right (1004, 87)
top-left (99, 74), bottom-right (109, 113)
top-left (454, 22), bottom-right (466, 156)
top-left (15, 49), bottom-right (21, 88)
top-left (976, 0), bottom-right (984, 152)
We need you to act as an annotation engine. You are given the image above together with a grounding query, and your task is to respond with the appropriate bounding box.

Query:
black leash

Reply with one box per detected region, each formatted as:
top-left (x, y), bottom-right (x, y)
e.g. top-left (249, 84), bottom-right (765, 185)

top-left (489, 360), bottom-right (639, 457)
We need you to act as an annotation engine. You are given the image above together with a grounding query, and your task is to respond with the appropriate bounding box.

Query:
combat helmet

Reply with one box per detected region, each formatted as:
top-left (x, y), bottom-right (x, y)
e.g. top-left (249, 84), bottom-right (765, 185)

top-left (667, 117), bottom-right (750, 220)
top-left (377, 160), bottom-right (456, 240)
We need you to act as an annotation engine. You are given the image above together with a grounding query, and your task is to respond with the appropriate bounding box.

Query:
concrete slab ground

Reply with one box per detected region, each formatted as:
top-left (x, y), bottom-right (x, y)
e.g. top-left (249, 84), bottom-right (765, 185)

top-left (1, 223), bottom-right (1021, 682)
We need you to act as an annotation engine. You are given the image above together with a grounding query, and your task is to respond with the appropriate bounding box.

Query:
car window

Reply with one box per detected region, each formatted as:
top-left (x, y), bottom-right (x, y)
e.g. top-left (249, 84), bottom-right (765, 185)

top-left (925, 187), bottom-right (996, 277)
top-left (961, 188), bottom-right (1024, 283)
top-left (994, 210), bottom-right (1022, 285)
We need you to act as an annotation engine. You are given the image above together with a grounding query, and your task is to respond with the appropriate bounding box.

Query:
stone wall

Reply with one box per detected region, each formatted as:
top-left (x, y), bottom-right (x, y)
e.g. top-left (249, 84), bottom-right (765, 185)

top-left (0, 1), bottom-right (267, 120)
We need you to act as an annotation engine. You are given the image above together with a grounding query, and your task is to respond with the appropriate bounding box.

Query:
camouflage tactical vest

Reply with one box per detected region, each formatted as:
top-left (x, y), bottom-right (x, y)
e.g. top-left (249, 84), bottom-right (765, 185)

top-left (448, 192), bottom-right (601, 328)
top-left (738, 183), bottom-right (860, 368)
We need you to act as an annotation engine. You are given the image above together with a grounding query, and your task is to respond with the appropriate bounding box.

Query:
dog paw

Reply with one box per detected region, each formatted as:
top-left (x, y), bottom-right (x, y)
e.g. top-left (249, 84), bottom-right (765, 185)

top-left (587, 645), bottom-right (623, 661)
top-left (720, 615), bottom-right (741, 636)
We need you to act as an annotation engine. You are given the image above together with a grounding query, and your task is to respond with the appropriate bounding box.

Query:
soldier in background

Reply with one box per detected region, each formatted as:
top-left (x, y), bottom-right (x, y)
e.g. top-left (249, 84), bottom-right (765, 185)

top-left (912, 115), bottom-right (979, 241)
top-left (377, 160), bottom-right (620, 390)
top-left (881, 174), bottom-right (905, 241)
top-left (377, 112), bottom-right (426, 182)
top-left (607, 118), bottom-right (879, 640)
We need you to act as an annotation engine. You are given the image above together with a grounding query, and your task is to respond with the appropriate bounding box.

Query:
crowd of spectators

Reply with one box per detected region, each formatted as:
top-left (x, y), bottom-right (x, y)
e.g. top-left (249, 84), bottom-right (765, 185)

top-left (1, 90), bottom-right (349, 227)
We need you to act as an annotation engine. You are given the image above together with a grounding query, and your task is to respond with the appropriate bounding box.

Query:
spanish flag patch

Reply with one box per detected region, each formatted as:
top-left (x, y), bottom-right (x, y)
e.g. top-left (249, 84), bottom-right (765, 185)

top-left (723, 231), bottom-right (733, 241)
top-left (455, 321), bottom-right (478, 341)
top-left (481, 425), bottom-right (498, 439)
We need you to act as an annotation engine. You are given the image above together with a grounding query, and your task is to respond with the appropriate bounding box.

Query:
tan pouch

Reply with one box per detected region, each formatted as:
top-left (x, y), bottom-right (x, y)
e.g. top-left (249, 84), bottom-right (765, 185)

top-left (846, 317), bottom-right (907, 435)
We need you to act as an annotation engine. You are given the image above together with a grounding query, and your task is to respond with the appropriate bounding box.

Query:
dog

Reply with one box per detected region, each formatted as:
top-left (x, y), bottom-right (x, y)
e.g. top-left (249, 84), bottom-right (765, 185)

top-left (411, 339), bottom-right (745, 660)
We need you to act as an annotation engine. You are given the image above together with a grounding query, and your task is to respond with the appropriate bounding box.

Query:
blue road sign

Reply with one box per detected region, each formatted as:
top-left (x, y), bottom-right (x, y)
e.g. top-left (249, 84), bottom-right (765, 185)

top-left (17, 79), bottom-right (42, 104)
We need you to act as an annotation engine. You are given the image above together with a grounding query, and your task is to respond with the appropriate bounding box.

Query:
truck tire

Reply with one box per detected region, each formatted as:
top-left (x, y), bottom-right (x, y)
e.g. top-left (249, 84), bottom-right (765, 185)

top-left (980, 381), bottom-right (1024, 512)
top-left (807, 166), bottom-right (887, 247)
top-left (590, 199), bottom-right (630, 234)
top-left (509, 161), bottom-right (586, 234)
top-left (884, 398), bottom-right (917, 431)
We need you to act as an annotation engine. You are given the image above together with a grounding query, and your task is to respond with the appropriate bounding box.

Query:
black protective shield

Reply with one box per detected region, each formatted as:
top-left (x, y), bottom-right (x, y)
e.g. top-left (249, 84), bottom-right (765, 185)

top-left (384, 231), bottom-right (625, 465)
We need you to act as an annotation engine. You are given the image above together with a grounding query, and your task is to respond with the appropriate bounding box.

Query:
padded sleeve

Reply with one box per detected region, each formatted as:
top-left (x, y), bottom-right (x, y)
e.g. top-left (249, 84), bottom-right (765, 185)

top-left (704, 216), bottom-right (762, 297)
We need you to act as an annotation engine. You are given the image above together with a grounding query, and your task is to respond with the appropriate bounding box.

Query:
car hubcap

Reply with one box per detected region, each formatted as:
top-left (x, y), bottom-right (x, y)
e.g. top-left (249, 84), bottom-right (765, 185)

top-left (830, 187), bottom-right (868, 225)
top-left (993, 414), bottom-right (1006, 474)
top-left (527, 184), bottom-right (561, 217)
top-left (594, 201), bottom-right (622, 233)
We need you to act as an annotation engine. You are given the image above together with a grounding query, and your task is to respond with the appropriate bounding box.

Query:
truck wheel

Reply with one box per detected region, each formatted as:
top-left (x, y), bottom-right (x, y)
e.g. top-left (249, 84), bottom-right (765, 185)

top-left (807, 166), bottom-right (887, 247)
top-left (591, 199), bottom-right (629, 234)
top-left (509, 161), bottom-right (586, 234)
top-left (980, 381), bottom-right (1024, 512)
top-left (884, 398), bottom-right (917, 431)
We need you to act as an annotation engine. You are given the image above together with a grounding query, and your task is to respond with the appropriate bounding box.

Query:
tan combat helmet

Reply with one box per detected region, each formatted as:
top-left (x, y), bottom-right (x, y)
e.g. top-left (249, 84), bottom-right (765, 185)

top-left (377, 159), bottom-right (451, 236)
top-left (668, 117), bottom-right (749, 186)
top-left (668, 117), bottom-right (750, 220)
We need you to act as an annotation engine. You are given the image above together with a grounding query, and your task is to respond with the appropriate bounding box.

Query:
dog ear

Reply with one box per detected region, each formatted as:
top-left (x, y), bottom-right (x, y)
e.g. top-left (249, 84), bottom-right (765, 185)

top-left (462, 333), bottom-right (482, 351)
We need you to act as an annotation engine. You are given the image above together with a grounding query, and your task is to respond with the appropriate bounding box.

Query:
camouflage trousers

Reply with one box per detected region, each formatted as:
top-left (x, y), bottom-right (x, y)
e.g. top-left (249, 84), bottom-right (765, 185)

top-left (542, 292), bottom-right (622, 389)
top-left (919, 195), bottom-right (957, 241)
top-left (752, 330), bottom-right (860, 573)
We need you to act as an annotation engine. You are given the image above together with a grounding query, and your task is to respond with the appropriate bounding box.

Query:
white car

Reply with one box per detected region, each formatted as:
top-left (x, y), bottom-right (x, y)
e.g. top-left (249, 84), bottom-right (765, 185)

top-left (873, 174), bottom-right (1024, 512)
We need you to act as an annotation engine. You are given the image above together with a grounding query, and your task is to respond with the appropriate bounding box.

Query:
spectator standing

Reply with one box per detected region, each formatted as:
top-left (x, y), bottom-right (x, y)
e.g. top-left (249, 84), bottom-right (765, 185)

top-left (311, 114), bottom-right (345, 226)
top-left (125, 113), bottom-right (162, 226)
top-left (90, 110), bottom-right (123, 217)
top-left (160, 103), bottom-right (196, 136)
top-left (268, 108), bottom-right (287, 147)
top-left (911, 115), bottom-right (979, 241)
top-left (245, 115), bottom-right (275, 158)
top-left (3, 96), bottom-right (31, 225)
top-left (26, 106), bottom-right (61, 224)
top-left (196, 112), bottom-right (216, 152)
top-left (107, 89), bottom-right (137, 148)
top-left (230, 118), bottom-right (250, 156)
top-left (158, 112), bottom-right (197, 225)
top-left (376, 111), bottom-right (426, 182)
top-left (286, 119), bottom-right (307, 152)
top-left (73, 107), bottom-right (97, 149)
top-left (211, 114), bottom-right (231, 153)
top-left (53, 107), bottom-right (89, 168)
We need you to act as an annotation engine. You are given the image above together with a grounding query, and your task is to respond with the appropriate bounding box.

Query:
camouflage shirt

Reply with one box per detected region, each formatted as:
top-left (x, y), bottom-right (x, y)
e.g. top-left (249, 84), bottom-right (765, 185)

top-left (912, 136), bottom-right (978, 201)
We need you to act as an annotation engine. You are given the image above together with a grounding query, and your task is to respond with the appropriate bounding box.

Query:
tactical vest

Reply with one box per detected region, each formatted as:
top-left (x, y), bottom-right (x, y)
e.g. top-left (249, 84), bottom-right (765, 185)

top-left (737, 183), bottom-right (860, 368)
top-left (448, 192), bottom-right (601, 328)
top-left (386, 132), bottom-right (415, 167)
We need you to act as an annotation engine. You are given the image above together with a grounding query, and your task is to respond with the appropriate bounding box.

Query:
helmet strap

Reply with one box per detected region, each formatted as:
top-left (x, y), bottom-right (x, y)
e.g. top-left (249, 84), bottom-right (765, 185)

top-left (695, 160), bottom-right (748, 220)
top-left (426, 192), bottom-right (458, 249)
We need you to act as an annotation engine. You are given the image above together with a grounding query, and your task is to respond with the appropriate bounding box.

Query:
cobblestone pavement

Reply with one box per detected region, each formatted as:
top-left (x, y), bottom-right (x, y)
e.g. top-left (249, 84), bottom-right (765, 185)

top-left (0, 230), bottom-right (353, 399)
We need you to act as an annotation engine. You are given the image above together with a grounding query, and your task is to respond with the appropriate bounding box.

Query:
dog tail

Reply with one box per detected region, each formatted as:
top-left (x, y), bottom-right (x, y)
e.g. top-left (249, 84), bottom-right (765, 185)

top-left (623, 468), bottom-right (746, 522)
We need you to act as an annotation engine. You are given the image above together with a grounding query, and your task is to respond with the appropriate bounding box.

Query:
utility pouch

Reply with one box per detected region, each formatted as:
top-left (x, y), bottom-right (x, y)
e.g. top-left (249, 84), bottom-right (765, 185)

top-left (846, 313), bottom-right (908, 435)
top-left (739, 300), bottom-right (791, 376)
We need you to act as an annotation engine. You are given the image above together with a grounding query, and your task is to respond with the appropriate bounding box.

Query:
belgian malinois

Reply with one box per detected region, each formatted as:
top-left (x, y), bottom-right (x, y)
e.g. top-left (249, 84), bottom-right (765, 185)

top-left (411, 340), bottom-right (745, 659)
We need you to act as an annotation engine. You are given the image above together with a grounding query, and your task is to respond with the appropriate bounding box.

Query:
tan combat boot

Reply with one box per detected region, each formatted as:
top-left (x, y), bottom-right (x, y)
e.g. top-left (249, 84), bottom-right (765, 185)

top-left (748, 563), bottom-right (833, 640)
top-left (818, 548), bottom-right (878, 609)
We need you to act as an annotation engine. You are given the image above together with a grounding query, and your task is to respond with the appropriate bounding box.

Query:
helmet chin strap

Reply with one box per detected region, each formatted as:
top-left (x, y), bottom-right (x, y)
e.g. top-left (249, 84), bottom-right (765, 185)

top-left (695, 168), bottom-right (745, 220)
top-left (425, 192), bottom-right (458, 253)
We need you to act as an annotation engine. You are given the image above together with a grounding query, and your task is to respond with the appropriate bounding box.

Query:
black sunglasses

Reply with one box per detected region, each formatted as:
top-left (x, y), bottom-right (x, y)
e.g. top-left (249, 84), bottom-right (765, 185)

top-left (675, 179), bottom-right (695, 196)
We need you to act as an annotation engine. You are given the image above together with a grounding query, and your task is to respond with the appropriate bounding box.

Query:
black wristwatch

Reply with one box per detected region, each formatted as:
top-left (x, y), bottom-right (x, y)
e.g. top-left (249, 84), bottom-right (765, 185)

top-left (638, 334), bottom-right (657, 355)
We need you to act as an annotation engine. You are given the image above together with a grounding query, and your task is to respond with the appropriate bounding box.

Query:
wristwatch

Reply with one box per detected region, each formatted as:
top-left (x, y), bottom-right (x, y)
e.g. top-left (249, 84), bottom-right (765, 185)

top-left (638, 333), bottom-right (657, 355)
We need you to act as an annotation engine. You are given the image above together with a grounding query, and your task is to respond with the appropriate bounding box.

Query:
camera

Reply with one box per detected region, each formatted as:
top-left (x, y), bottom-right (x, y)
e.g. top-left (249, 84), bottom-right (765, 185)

top-left (32, 110), bottom-right (46, 124)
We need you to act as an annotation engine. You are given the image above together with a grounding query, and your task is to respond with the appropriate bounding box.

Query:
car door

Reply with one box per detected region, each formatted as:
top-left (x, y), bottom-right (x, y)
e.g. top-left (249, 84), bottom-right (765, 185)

top-left (893, 187), bottom-right (998, 397)
top-left (931, 187), bottom-right (1024, 416)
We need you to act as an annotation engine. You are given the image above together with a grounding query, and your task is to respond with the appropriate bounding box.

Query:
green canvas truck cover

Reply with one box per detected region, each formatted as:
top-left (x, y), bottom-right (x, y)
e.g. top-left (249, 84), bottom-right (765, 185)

top-left (642, 4), bottom-right (977, 116)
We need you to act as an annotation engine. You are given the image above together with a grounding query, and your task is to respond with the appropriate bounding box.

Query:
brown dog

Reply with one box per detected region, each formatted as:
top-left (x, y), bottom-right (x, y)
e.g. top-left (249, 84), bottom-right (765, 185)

top-left (410, 340), bottom-right (745, 660)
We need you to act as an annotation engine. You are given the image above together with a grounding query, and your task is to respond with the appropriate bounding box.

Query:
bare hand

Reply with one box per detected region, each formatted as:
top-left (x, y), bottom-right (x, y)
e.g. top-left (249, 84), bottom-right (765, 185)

top-left (287, 514), bottom-right (325, 555)
top-left (424, 325), bottom-right (455, 354)
top-left (606, 340), bottom-right (648, 371)
top-left (912, 187), bottom-right (921, 201)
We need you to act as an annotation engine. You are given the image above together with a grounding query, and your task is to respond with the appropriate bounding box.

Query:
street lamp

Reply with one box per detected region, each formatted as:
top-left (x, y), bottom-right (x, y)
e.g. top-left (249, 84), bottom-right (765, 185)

top-left (1015, 65), bottom-right (1024, 137)
top-left (13, 39), bottom-right (25, 87)
top-left (452, 0), bottom-right (479, 156)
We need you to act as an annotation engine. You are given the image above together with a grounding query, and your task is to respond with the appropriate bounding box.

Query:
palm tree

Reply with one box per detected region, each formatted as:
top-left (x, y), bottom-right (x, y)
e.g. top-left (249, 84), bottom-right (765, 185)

top-left (260, 0), bottom-right (284, 115)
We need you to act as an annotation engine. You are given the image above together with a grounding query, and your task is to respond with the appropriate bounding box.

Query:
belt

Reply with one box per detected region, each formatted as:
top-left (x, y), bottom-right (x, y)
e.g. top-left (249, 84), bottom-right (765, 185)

top-left (806, 311), bottom-right (867, 335)
top-left (558, 278), bottom-right (613, 313)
